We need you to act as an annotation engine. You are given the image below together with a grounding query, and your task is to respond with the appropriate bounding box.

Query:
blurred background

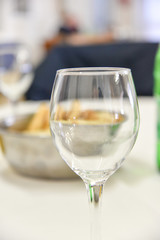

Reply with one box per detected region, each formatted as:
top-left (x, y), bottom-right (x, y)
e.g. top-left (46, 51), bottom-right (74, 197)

top-left (0, 0), bottom-right (160, 102)
top-left (0, 0), bottom-right (160, 64)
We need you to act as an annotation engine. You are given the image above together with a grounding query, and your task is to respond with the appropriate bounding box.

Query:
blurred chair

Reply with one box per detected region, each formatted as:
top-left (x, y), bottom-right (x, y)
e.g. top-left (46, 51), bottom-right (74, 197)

top-left (26, 42), bottom-right (158, 100)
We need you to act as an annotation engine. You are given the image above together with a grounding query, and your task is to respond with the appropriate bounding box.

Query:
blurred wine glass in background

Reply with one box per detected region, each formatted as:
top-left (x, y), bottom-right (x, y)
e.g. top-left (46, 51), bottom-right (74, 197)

top-left (0, 43), bottom-right (33, 106)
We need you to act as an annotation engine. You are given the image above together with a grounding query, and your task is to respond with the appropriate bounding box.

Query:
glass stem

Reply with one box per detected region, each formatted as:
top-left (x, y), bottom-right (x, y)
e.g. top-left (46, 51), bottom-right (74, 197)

top-left (85, 182), bottom-right (104, 240)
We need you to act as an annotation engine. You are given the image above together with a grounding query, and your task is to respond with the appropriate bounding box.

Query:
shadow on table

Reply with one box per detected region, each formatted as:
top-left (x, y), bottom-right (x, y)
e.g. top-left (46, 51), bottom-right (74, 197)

top-left (108, 156), bottom-right (157, 188)
top-left (0, 165), bottom-right (81, 192)
top-left (0, 155), bottom-right (156, 191)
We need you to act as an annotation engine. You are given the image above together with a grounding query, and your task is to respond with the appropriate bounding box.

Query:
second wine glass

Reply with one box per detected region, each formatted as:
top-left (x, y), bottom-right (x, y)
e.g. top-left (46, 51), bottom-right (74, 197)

top-left (0, 43), bottom-right (33, 105)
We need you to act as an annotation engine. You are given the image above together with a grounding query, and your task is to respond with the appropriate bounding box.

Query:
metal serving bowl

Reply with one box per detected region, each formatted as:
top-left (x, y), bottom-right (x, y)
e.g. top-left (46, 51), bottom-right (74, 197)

top-left (0, 102), bottom-right (76, 179)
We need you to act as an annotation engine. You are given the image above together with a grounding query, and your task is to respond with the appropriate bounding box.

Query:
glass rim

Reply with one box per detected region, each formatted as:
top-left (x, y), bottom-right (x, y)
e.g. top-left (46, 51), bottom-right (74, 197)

top-left (57, 67), bottom-right (131, 76)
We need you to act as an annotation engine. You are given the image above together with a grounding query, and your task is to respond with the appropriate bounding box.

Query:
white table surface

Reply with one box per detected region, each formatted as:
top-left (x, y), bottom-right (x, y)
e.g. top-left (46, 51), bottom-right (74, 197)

top-left (0, 97), bottom-right (160, 240)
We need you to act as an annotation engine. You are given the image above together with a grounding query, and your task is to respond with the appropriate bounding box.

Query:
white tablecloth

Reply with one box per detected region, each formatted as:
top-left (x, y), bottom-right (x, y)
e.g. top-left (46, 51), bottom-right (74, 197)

top-left (0, 97), bottom-right (160, 240)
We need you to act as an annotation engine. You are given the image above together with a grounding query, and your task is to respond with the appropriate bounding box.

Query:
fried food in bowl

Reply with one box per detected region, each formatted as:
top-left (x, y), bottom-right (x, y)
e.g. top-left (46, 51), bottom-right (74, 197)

top-left (0, 102), bottom-right (76, 179)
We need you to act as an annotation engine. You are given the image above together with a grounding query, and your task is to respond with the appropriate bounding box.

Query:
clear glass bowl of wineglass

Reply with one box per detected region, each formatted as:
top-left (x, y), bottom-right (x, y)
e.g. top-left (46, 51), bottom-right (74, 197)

top-left (0, 43), bottom-right (33, 104)
top-left (50, 67), bottom-right (140, 240)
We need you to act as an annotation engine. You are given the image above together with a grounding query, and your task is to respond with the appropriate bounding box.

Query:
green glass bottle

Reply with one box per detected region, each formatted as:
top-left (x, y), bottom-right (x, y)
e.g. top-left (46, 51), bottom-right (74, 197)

top-left (154, 44), bottom-right (160, 170)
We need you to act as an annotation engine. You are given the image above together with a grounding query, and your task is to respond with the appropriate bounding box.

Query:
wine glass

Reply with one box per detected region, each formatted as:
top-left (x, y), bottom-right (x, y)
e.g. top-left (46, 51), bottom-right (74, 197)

top-left (50, 67), bottom-right (140, 240)
top-left (0, 43), bottom-right (33, 105)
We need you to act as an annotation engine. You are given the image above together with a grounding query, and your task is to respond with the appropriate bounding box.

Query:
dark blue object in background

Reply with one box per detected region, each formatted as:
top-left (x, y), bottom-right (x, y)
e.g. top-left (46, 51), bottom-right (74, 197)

top-left (26, 42), bottom-right (158, 100)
